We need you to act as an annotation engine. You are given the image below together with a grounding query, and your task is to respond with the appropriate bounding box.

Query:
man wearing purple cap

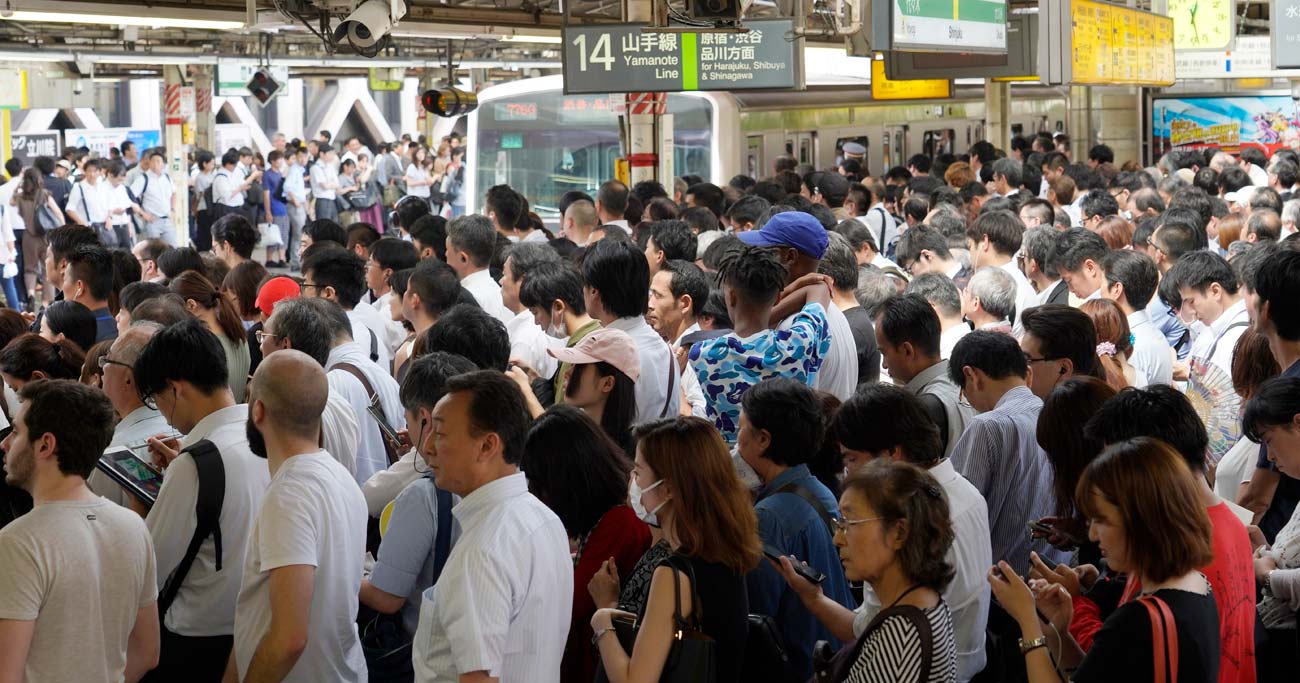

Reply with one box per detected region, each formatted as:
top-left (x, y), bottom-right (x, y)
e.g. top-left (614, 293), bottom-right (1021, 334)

top-left (737, 211), bottom-right (859, 400)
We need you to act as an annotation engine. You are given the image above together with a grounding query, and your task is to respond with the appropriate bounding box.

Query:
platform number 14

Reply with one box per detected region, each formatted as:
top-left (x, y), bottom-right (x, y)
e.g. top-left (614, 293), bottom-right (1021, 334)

top-left (572, 33), bottom-right (616, 71)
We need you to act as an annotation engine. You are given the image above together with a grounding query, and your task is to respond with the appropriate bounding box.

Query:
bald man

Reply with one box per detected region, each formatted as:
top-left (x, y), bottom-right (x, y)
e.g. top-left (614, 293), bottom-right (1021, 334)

top-left (563, 198), bottom-right (598, 247)
top-left (229, 351), bottom-right (368, 683)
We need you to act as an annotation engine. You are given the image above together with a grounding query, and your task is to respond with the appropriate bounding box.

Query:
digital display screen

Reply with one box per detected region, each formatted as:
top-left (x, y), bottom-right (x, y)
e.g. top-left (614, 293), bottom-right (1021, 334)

top-left (495, 102), bottom-right (539, 121)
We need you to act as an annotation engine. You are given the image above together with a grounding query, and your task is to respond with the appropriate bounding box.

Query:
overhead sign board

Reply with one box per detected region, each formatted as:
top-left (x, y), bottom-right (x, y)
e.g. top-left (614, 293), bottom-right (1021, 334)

top-left (561, 19), bottom-right (799, 94)
top-left (885, 13), bottom-right (1035, 80)
top-left (1177, 36), bottom-right (1272, 79)
top-left (64, 128), bottom-right (161, 157)
top-left (876, 0), bottom-right (1008, 54)
top-left (9, 131), bottom-right (60, 166)
top-left (216, 63), bottom-right (289, 98)
top-left (870, 60), bottom-right (950, 100)
top-left (1038, 0), bottom-right (1174, 87)
top-left (1274, 0), bottom-right (1300, 69)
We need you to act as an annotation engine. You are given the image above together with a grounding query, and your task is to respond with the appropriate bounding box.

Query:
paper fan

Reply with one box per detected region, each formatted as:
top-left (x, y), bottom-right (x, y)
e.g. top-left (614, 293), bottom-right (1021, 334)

top-left (1187, 358), bottom-right (1243, 465)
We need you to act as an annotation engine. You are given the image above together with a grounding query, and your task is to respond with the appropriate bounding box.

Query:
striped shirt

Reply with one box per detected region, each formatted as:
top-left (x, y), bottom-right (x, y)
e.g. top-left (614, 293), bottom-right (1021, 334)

top-left (847, 602), bottom-right (957, 683)
top-left (948, 385), bottom-right (1059, 576)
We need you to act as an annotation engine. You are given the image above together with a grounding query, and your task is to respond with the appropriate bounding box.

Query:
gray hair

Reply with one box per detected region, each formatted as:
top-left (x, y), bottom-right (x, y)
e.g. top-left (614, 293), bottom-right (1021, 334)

top-left (266, 298), bottom-right (337, 366)
top-left (906, 272), bottom-right (962, 318)
top-left (503, 241), bottom-right (561, 280)
top-left (114, 322), bottom-right (163, 365)
top-left (696, 230), bottom-right (728, 260)
top-left (854, 265), bottom-right (897, 317)
top-left (1022, 226), bottom-right (1060, 275)
top-left (817, 232), bottom-right (859, 291)
top-left (1283, 199), bottom-right (1300, 226)
top-left (966, 266), bottom-right (1018, 320)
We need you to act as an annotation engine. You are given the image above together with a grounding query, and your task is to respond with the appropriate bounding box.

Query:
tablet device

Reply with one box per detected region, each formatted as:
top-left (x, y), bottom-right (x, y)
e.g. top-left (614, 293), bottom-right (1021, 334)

top-left (95, 450), bottom-right (162, 506)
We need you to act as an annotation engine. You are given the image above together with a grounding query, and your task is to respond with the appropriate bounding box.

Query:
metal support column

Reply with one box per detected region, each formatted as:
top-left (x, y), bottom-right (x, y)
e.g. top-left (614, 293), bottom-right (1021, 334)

top-left (625, 0), bottom-right (661, 185)
top-left (1067, 85), bottom-right (1092, 154)
top-left (192, 66), bottom-right (214, 153)
top-left (984, 80), bottom-right (1011, 152)
top-left (164, 67), bottom-right (190, 246)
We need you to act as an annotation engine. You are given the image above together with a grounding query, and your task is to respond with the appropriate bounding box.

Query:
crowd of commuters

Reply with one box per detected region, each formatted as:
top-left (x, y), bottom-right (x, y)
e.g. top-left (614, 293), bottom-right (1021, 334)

top-left (2, 129), bottom-right (1300, 683)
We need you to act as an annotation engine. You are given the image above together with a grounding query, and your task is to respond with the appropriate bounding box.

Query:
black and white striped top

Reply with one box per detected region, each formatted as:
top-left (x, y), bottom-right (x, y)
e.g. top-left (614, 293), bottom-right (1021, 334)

top-left (845, 601), bottom-right (957, 683)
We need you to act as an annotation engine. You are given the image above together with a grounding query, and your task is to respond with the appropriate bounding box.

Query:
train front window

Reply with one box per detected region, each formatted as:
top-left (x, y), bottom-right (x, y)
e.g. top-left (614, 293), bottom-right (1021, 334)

top-left (476, 93), bottom-right (713, 220)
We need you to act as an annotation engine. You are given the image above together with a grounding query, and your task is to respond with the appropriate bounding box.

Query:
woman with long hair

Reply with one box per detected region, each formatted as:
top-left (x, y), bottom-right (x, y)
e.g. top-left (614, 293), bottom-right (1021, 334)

top-left (989, 437), bottom-right (1220, 682)
top-left (592, 416), bottom-right (761, 683)
top-left (0, 333), bottom-right (85, 393)
top-left (170, 270), bottom-right (250, 399)
top-left (403, 146), bottom-right (436, 211)
top-left (12, 167), bottom-right (64, 306)
top-left (523, 405), bottom-right (652, 683)
top-left (1080, 298), bottom-right (1139, 390)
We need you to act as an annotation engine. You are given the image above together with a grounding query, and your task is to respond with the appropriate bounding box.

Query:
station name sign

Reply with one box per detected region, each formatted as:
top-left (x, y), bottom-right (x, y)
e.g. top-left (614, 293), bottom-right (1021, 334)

top-left (561, 19), bottom-right (799, 94)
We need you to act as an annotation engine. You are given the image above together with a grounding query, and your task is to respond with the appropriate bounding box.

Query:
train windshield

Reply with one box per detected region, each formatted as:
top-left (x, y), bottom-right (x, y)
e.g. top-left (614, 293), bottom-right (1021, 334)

top-left (475, 92), bottom-right (713, 219)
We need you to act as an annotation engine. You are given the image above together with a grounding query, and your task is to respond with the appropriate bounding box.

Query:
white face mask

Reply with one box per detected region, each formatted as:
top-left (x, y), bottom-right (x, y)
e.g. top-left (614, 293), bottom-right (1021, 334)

top-left (629, 476), bottom-right (666, 527)
top-left (544, 307), bottom-right (568, 339)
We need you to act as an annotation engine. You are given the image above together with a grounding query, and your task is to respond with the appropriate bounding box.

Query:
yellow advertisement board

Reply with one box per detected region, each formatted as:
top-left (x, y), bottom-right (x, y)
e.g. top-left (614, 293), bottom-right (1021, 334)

top-left (1068, 0), bottom-right (1174, 86)
top-left (871, 60), bottom-right (951, 101)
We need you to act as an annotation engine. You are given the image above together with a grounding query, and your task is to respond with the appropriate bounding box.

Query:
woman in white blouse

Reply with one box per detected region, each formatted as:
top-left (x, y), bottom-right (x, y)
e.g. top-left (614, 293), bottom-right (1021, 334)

top-left (403, 145), bottom-right (436, 209)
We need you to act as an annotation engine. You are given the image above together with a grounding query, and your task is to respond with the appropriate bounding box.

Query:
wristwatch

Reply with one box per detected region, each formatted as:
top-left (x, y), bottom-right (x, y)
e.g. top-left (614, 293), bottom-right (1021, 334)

top-left (1019, 635), bottom-right (1049, 655)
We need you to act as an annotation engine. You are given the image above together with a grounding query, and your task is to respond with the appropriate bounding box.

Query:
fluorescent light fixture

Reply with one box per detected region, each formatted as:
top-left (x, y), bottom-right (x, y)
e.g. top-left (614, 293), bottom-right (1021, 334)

top-left (501, 34), bottom-right (563, 44)
top-left (1, 10), bottom-right (244, 29)
top-left (0, 49), bottom-right (73, 62)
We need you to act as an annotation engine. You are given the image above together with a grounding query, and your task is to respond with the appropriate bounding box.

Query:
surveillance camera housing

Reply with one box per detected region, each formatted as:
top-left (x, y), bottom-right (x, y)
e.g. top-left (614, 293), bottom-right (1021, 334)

top-left (333, 0), bottom-right (406, 53)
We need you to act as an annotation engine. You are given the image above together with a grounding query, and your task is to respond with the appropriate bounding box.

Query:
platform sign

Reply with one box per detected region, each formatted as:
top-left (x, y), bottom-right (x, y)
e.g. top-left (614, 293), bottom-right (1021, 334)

top-left (1274, 0), bottom-right (1300, 69)
top-left (885, 12), bottom-right (1034, 80)
top-left (1038, 0), bottom-right (1174, 87)
top-left (870, 60), bottom-right (950, 100)
top-left (561, 19), bottom-right (799, 94)
top-left (64, 129), bottom-right (160, 157)
top-left (216, 63), bottom-right (289, 98)
top-left (9, 131), bottom-right (60, 166)
top-left (887, 0), bottom-right (1007, 54)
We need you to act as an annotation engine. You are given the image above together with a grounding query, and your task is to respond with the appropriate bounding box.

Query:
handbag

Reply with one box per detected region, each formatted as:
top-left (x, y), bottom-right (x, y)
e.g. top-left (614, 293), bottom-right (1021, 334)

top-left (598, 555), bottom-right (716, 683)
top-left (383, 182), bottom-right (403, 207)
top-left (258, 222), bottom-right (283, 247)
top-left (1138, 595), bottom-right (1178, 683)
top-left (813, 603), bottom-right (934, 683)
top-left (335, 194), bottom-right (352, 212)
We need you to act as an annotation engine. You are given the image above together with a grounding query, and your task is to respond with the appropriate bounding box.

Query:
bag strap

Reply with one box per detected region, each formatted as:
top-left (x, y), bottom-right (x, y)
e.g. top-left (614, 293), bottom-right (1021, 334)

top-left (1139, 595), bottom-right (1178, 683)
top-left (430, 485), bottom-right (454, 583)
top-left (1204, 320), bottom-right (1248, 363)
top-left (334, 361), bottom-right (400, 465)
top-left (659, 340), bottom-right (677, 418)
top-left (369, 327), bottom-right (380, 364)
top-left (660, 555), bottom-right (704, 631)
top-left (916, 392), bottom-right (950, 454)
top-left (158, 439), bottom-right (225, 617)
top-left (762, 481), bottom-right (837, 537)
top-left (78, 182), bottom-right (90, 223)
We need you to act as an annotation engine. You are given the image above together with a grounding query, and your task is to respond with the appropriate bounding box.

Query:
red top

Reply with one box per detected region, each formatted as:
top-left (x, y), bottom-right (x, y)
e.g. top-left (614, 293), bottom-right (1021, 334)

top-left (1069, 502), bottom-right (1255, 683)
top-left (566, 504), bottom-right (652, 683)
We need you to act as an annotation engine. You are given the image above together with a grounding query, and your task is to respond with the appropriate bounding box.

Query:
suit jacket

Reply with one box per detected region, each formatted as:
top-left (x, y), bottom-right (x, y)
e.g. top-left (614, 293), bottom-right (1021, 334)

top-left (1046, 279), bottom-right (1070, 306)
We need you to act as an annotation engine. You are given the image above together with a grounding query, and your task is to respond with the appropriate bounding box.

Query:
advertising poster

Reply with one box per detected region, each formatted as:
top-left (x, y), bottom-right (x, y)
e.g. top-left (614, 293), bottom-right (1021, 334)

top-left (1152, 95), bottom-right (1300, 159)
top-left (64, 128), bottom-right (162, 157)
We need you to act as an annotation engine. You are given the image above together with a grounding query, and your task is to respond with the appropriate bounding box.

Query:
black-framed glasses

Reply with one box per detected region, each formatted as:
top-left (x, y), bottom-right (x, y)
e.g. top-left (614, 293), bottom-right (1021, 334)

top-left (1023, 353), bottom-right (1063, 364)
top-left (97, 356), bottom-right (132, 371)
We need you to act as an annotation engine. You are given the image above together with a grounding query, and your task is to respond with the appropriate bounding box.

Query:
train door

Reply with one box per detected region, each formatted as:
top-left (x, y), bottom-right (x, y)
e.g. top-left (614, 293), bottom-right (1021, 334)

top-left (785, 131), bottom-right (818, 167)
top-left (746, 135), bottom-right (765, 179)
top-left (882, 125), bottom-right (907, 170)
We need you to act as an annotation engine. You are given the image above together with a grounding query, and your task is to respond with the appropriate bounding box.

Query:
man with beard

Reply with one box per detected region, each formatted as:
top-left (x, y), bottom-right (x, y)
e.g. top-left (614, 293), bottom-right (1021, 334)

top-left (133, 319), bottom-right (269, 682)
top-left (230, 351), bottom-right (368, 683)
top-left (0, 380), bottom-right (161, 682)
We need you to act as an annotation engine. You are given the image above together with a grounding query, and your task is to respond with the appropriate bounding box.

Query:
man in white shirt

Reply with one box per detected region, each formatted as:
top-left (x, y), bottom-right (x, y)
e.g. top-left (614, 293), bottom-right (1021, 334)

top-left (230, 352), bottom-right (367, 683)
top-left (647, 260), bottom-right (711, 416)
top-left (738, 212), bottom-right (859, 400)
top-left (583, 238), bottom-right (682, 421)
top-left (65, 158), bottom-right (110, 234)
top-left (500, 242), bottom-right (561, 380)
top-left (1053, 227), bottom-right (1108, 300)
top-left (962, 267), bottom-right (1017, 333)
top-left (88, 323), bottom-right (174, 508)
top-left (284, 147), bottom-right (310, 268)
top-left (1170, 251), bottom-right (1252, 462)
top-left (130, 152), bottom-right (177, 246)
top-left (594, 179), bottom-right (630, 230)
top-left (133, 319), bottom-right (270, 681)
top-left (340, 137), bottom-right (373, 165)
top-left (966, 211), bottom-right (1037, 335)
top-left (906, 273), bottom-right (971, 360)
top-left (860, 188), bottom-right (898, 261)
top-left (310, 143), bottom-right (341, 223)
top-left (413, 371), bottom-right (572, 682)
top-left (322, 305), bottom-right (405, 483)
top-left (989, 158), bottom-right (1021, 198)
top-left (446, 214), bottom-right (513, 325)
top-left (105, 160), bottom-right (136, 247)
top-left (303, 247), bottom-right (393, 370)
top-left (562, 198), bottom-right (598, 247)
top-left (0, 380), bottom-right (161, 683)
top-left (211, 149), bottom-right (258, 224)
top-left (1100, 249), bottom-right (1174, 386)
top-left (834, 212), bottom-right (899, 272)
top-left (365, 237), bottom-right (419, 356)
top-left (1022, 225), bottom-right (1069, 307)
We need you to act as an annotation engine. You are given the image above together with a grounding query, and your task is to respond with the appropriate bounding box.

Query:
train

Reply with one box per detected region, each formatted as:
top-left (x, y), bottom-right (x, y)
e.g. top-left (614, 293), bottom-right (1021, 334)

top-left (465, 72), bottom-right (1070, 219)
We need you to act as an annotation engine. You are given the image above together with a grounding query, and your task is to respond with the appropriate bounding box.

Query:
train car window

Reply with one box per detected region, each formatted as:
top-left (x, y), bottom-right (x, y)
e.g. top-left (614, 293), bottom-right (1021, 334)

top-left (834, 136), bottom-right (869, 163)
top-left (923, 129), bottom-right (955, 158)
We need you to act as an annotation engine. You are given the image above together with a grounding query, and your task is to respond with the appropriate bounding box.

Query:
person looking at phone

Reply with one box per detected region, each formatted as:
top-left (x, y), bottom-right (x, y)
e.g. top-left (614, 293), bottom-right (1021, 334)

top-left (988, 438), bottom-right (1220, 683)
top-left (592, 416), bottom-right (760, 683)
top-left (1081, 385), bottom-right (1256, 681)
top-left (131, 319), bottom-right (270, 682)
top-left (778, 382), bottom-right (991, 682)
top-left (0, 380), bottom-right (161, 683)
top-left (738, 378), bottom-right (853, 680)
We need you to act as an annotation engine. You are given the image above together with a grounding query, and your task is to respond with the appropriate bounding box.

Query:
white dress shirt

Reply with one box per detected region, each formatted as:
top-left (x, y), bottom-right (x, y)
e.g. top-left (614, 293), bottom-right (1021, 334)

top-left (327, 341), bottom-right (406, 484)
top-left (855, 458), bottom-right (992, 683)
top-left (675, 323), bottom-right (708, 418)
top-left (322, 388), bottom-right (360, 478)
top-left (997, 259), bottom-right (1038, 337)
top-left (371, 291), bottom-right (410, 357)
top-left (145, 404), bottom-right (270, 636)
top-left (347, 304), bottom-right (395, 371)
top-left (107, 182), bottom-right (134, 227)
top-left (0, 176), bottom-right (24, 238)
top-left (212, 167), bottom-right (245, 208)
top-left (780, 302), bottom-right (858, 400)
top-left (130, 170), bottom-right (174, 218)
top-left (284, 163), bottom-right (308, 204)
top-left (940, 323), bottom-right (972, 360)
top-left (1127, 309), bottom-right (1173, 386)
top-left (413, 472), bottom-right (572, 682)
top-left (88, 406), bottom-right (174, 508)
top-left (506, 309), bottom-right (559, 380)
top-left (67, 180), bottom-right (109, 224)
top-left (607, 315), bottom-right (682, 422)
top-left (1190, 298), bottom-right (1249, 375)
top-left (310, 163), bottom-right (339, 200)
top-left (460, 269), bottom-right (513, 325)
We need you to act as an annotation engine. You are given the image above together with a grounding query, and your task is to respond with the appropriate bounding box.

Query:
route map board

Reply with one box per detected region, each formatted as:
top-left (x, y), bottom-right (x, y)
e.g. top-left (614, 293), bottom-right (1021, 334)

top-left (885, 0), bottom-right (1008, 54)
top-left (561, 19), bottom-right (799, 94)
top-left (1038, 0), bottom-right (1175, 86)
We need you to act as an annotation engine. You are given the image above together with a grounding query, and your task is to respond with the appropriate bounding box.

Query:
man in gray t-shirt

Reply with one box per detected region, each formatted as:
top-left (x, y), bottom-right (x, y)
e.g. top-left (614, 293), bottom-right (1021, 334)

top-left (0, 380), bottom-right (159, 682)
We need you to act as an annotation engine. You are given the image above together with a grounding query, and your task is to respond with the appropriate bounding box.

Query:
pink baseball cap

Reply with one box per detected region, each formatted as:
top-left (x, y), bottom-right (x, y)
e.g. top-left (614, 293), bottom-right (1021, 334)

top-left (548, 328), bottom-right (641, 382)
top-left (256, 276), bottom-right (301, 317)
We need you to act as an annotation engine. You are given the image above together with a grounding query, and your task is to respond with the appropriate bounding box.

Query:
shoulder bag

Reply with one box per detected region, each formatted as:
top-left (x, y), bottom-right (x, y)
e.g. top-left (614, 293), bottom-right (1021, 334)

top-left (334, 361), bottom-right (401, 466)
top-left (158, 439), bottom-right (225, 618)
top-left (34, 190), bottom-right (59, 235)
top-left (600, 555), bottom-right (716, 683)
top-left (1138, 595), bottom-right (1179, 683)
top-left (813, 602), bottom-right (935, 683)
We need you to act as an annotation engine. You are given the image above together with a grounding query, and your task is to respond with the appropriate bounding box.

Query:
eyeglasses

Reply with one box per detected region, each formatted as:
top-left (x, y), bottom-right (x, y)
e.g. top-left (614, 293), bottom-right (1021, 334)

top-left (97, 356), bottom-right (132, 371)
top-left (832, 515), bottom-right (885, 534)
top-left (1023, 353), bottom-right (1063, 364)
top-left (254, 330), bottom-right (281, 344)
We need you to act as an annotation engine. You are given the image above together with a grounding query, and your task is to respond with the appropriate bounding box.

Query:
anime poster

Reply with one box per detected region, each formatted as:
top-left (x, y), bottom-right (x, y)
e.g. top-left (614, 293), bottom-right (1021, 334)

top-left (1151, 96), bottom-right (1300, 159)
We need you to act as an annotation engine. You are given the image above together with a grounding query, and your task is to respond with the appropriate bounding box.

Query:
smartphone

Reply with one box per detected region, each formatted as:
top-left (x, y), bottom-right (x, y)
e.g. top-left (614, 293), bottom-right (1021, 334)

top-left (1028, 519), bottom-right (1083, 545)
top-left (763, 545), bottom-right (826, 584)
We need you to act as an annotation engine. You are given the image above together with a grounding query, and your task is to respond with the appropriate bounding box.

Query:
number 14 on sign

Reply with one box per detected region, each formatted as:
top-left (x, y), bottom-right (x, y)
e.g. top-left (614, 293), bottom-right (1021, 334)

top-left (572, 34), bottom-right (615, 71)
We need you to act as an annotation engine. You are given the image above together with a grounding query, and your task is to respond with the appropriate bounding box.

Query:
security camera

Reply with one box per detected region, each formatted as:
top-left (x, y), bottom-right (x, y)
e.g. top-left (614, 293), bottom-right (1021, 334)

top-left (333, 0), bottom-right (406, 55)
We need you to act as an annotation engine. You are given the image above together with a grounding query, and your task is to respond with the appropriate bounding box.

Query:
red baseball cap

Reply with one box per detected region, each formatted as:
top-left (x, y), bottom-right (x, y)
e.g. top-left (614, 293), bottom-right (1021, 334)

top-left (255, 276), bottom-right (301, 317)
